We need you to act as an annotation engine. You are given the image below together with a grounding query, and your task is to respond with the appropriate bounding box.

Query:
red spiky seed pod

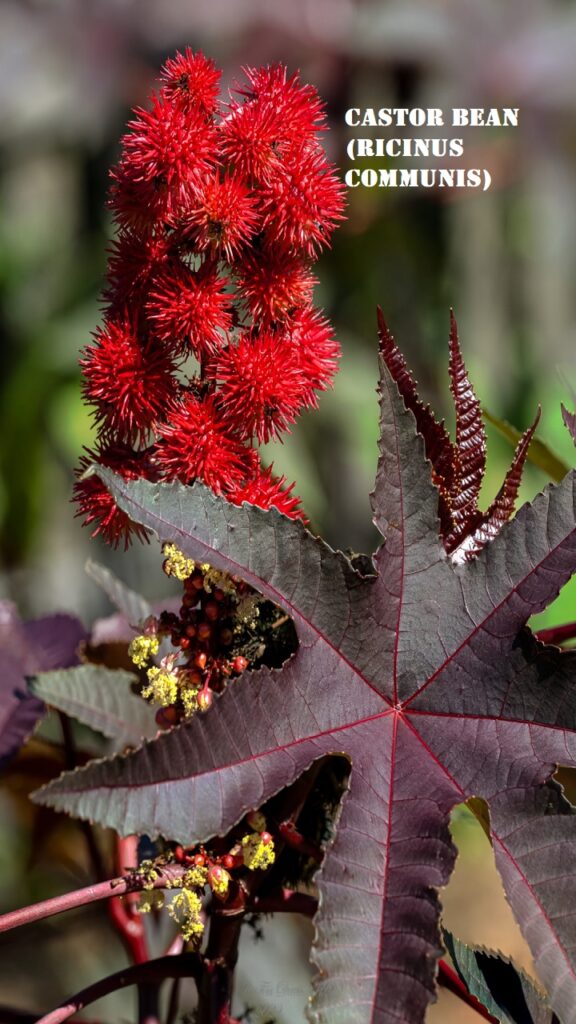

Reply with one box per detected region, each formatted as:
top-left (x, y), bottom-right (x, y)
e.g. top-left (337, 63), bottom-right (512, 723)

top-left (147, 260), bottom-right (232, 359)
top-left (260, 142), bottom-right (346, 256)
top-left (159, 49), bottom-right (221, 115)
top-left (74, 444), bottom-right (153, 549)
top-left (183, 173), bottom-right (260, 260)
top-left (227, 464), bottom-right (305, 521)
top-left (234, 248), bottom-right (317, 325)
top-left (213, 331), bottom-right (308, 443)
top-left (154, 393), bottom-right (250, 492)
top-left (81, 316), bottom-right (179, 443)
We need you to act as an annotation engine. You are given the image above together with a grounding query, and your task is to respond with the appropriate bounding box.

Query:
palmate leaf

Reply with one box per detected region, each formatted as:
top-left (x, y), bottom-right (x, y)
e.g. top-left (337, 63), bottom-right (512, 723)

top-left (29, 665), bottom-right (158, 746)
top-left (34, 360), bottom-right (576, 1024)
top-left (442, 930), bottom-right (556, 1024)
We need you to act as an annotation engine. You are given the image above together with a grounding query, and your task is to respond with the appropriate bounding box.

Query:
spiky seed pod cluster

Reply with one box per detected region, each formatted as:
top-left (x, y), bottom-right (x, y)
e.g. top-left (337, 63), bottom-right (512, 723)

top-left (75, 50), bottom-right (345, 548)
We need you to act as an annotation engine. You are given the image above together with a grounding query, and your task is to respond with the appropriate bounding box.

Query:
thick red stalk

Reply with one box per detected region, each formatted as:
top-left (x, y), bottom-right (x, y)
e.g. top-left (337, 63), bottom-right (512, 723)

top-left (0, 866), bottom-right (186, 935)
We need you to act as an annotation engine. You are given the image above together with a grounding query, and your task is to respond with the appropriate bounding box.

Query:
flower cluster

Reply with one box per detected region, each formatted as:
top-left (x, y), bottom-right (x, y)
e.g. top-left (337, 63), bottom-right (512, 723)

top-left (128, 544), bottom-right (291, 722)
top-left (136, 816), bottom-right (277, 945)
top-left (76, 50), bottom-right (345, 547)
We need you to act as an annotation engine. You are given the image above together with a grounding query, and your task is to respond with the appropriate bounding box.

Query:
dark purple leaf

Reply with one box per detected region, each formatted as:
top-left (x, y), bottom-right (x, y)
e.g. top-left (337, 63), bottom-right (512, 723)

top-left (34, 361), bottom-right (576, 1024)
top-left (377, 306), bottom-right (455, 492)
top-left (458, 409), bottom-right (541, 561)
top-left (0, 602), bottom-right (87, 768)
top-left (445, 310), bottom-right (486, 549)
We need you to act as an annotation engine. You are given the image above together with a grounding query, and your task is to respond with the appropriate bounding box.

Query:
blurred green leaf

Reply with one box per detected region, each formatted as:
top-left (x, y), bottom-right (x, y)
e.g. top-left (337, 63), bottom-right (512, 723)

top-left (483, 408), bottom-right (569, 484)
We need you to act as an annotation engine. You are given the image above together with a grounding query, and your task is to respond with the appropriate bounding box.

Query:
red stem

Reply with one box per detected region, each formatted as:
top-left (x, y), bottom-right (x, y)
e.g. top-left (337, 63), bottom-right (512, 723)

top-left (34, 954), bottom-right (201, 1024)
top-left (438, 960), bottom-right (498, 1023)
top-left (278, 820), bottom-right (324, 862)
top-left (108, 835), bottom-right (150, 964)
top-left (536, 621), bottom-right (576, 646)
top-left (0, 866), bottom-right (186, 935)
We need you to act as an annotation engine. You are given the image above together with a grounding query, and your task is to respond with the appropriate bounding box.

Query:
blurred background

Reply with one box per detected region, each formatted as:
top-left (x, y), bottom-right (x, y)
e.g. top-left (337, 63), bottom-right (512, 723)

top-left (1, 0), bottom-right (576, 1020)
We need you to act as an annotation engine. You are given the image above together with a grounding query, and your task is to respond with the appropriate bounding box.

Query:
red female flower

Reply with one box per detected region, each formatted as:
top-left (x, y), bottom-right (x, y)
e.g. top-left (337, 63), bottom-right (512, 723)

top-left (160, 49), bottom-right (221, 115)
top-left (184, 173), bottom-right (260, 260)
top-left (235, 248), bottom-right (317, 325)
top-left (154, 393), bottom-right (250, 492)
top-left (147, 260), bottom-right (232, 358)
top-left (227, 463), bottom-right (306, 521)
top-left (74, 444), bottom-right (153, 549)
top-left (212, 331), bottom-right (308, 443)
top-left (81, 316), bottom-right (180, 443)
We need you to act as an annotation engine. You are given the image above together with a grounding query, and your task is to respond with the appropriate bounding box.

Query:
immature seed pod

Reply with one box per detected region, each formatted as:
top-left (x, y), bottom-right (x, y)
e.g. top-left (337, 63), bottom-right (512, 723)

top-left (197, 687), bottom-right (213, 712)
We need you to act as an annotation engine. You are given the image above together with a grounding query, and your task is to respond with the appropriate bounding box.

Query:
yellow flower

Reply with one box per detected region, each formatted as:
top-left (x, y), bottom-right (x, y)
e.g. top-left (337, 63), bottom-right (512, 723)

top-left (180, 686), bottom-right (199, 717)
top-left (128, 634), bottom-right (160, 669)
top-left (202, 565), bottom-right (236, 595)
top-left (167, 889), bottom-right (204, 942)
top-left (183, 865), bottom-right (208, 888)
top-left (142, 666), bottom-right (179, 707)
top-left (162, 543), bottom-right (195, 581)
top-left (241, 832), bottom-right (276, 870)
top-left (138, 889), bottom-right (165, 913)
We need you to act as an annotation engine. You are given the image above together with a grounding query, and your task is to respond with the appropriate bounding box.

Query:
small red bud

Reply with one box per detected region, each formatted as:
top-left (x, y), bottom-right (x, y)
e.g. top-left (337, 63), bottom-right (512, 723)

top-left (222, 853), bottom-right (235, 869)
top-left (197, 687), bottom-right (213, 712)
top-left (198, 622), bottom-right (212, 641)
top-left (191, 570), bottom-right (205, 590)
top-left (188, 669), bottom-right (203, 687)
top-left (260, 831), bottom-right (272, 845)
top-left (232, 655), bottom-right (248, 674)
top-left (193, 853), bottom-right (206, 867)
top-left (179, 636), bottom-right (190, 650)
top-left (185, 623), bottom-right (197, 638)
top-left (213, 588), bottom-right (225, 602)
top-left (195, 652), bottom-right (208, 670)
top-left (204, 600), bottom-right (220, 621)
top-left (155, 706), bottom-right (179, 728)
top-left (174, 844), bottom-right (185, 862)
